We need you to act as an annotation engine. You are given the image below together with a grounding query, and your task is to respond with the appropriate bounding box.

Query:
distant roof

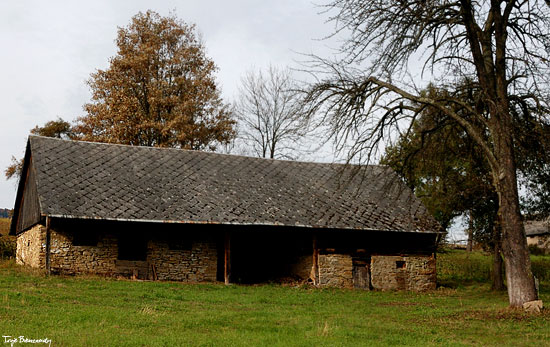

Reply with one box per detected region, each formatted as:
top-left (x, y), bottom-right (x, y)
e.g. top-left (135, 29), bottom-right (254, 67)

top-left (12, 136), bottom-right (440, 234)
top-left (525, 220), bottom-right (550, 236)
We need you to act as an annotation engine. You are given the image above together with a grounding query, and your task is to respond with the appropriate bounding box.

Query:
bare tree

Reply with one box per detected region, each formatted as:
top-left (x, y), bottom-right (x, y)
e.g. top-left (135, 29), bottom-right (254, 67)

top-left (304, 0), bottom-right (550, 307)
top-left (235, 66), bottom-right (307, 159)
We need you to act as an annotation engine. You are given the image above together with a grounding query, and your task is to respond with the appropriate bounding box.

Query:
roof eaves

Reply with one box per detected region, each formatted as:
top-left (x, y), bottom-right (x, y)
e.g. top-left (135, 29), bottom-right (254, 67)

top-left (44, 213), bottom-right (442, 234)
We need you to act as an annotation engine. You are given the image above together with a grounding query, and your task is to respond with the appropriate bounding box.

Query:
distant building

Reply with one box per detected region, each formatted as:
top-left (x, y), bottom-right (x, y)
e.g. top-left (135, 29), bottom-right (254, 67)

top-left (0, 208), bottom-right (11, 219)
top-left (526, 220), bottom-right (550, 254)
top-left (11, 136), bottom-right (441, 291)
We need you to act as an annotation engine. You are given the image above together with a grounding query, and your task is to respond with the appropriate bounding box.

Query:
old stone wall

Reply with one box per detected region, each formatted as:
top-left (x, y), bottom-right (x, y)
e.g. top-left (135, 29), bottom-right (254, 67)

top-left (318, 253), bottom-right (353, 288)
top-left (147, 239), bottom-right (217, 282)
top-left (371, 255), bottom-right (436, 292)
top-left (17, 224), bottom-right (219, 282)
top-left (16, 224), bottom-right (46, 268)
top-left (49, 229), bottom-right (118, 275)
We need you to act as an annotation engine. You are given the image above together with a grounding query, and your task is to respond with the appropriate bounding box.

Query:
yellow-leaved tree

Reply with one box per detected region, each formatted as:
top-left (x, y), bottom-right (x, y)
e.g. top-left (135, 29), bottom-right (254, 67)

top-left (74, 10), bottom-right (235, 150)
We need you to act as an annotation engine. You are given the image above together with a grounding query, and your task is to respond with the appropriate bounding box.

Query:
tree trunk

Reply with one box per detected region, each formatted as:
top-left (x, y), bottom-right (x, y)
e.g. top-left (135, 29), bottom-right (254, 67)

top-left (491, 237), bottom-right (505, 291)
top-left (495, 144), bottom-right (538, 306)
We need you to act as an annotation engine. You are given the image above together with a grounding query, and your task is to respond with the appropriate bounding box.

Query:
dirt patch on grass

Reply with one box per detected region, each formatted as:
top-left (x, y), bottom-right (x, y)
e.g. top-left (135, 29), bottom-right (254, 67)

top-left (377, 301), bottom-right (435, 308)
top-left (452, 308), bottom-right (550, 322)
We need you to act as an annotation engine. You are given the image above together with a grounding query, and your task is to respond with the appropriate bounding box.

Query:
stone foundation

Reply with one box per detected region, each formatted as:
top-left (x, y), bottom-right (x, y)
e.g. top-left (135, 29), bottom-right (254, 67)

top-left (16, 224), bottom-right (46, 268)
top-left (318, 254), bottom-right (353, 288)
top-left (371, 255), bottom-right (436, 291)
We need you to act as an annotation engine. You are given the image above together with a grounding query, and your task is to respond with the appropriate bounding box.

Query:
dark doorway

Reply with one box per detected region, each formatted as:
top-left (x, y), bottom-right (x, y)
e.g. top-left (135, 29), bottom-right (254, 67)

top-left (230, 231), bottom-right (312, 284)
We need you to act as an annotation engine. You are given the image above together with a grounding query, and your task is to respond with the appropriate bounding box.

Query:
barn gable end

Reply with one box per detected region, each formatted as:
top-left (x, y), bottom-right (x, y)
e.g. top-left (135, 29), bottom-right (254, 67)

top-left (10, 142), bottom-right (42, 235)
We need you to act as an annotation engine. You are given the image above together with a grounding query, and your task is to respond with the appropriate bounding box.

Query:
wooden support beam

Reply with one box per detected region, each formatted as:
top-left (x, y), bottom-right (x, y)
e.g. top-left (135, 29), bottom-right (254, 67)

top-left (224, 231), bottom-right (231, 285)
top-left (45, 216), bottom-right (51, 275)
top-left (312, 233), bottom-right (319, 285)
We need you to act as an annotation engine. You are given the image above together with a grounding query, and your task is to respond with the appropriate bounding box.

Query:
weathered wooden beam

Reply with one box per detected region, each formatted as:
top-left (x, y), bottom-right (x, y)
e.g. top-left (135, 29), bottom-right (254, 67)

top-left (224, 231), bottom-right (231, 285)
top-left (151, 263), bottom-right (158, 281)
top-left (45, 216), bottom-right (51, 275)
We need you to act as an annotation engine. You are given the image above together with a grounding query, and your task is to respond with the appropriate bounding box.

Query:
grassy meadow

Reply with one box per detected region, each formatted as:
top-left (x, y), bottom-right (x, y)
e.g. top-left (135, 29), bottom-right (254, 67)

top-left (0, 250), bottom-right (549, 346)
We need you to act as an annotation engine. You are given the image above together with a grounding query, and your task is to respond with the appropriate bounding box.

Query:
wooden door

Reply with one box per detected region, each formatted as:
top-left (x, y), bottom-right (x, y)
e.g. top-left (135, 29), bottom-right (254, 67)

top-left (352, 259), bottom-right (371, 290)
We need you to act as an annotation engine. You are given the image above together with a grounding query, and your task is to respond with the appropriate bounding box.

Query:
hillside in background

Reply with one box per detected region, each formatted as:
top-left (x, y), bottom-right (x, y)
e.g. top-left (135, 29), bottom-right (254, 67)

top-left (0, 208), bottom-right (11, 218)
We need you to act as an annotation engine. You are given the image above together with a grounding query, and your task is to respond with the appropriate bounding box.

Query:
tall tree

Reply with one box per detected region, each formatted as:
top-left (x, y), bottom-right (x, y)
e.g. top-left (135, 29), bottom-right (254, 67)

top-left (381, 85), bottom-right (504, 289)
top-left (235, 66), bottom-right (307, 159)
top-left (304, 1), bottom-right (550, 306)
top-left (74, 10), bottom-right (235, 150)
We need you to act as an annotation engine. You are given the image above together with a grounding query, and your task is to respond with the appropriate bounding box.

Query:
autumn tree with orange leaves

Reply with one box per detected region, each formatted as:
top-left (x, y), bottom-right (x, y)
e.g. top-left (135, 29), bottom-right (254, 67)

top-left (74, 11), bottom-right (235, 150)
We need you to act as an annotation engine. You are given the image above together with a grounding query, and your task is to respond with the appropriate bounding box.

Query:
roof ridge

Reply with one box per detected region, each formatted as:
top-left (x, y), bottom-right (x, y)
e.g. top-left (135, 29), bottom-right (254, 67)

top-left (29, 135), bottom-right (389, 169)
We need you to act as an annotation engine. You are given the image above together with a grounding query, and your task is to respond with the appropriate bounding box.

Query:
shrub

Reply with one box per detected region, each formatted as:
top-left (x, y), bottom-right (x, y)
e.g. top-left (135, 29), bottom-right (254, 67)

top-left (0, 218), bottom-right (9, 235)
top-left (0, 235), bottom-right (16, 259)
top-left (532, 256), bottom-right (550, 282)
top-left (437, 249), bottom-right (491, 286)
top-left (0, 218), bottom-right (15, 259)
top-left (438, 248), bottom-right (550, 287)
top-left (529, 244), bottom-right (547, 256)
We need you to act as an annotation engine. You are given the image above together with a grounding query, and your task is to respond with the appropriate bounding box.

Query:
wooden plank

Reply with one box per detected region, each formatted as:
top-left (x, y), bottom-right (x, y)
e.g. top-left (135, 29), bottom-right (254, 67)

top-left (17, 156), bottom-right (42, 233)
top-left (352, 262), bottom-right (370, 290)
top-left (224, 231), bottom-right (231, 285)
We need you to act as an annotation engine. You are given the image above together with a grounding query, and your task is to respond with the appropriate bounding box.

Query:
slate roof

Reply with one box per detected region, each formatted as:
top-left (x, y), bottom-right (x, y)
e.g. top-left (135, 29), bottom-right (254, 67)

top-left (19, 135), bottom-right (440, 233)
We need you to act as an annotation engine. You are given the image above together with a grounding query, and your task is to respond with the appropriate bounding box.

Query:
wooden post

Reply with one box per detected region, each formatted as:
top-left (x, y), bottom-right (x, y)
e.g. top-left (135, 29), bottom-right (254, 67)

top-left (312, 233), bottom-right (319, 285)
top-left (224, 231), bottom-right (231, 285)
top-left (45, 216), bottom-right (51, 275)
top-left (151, 264), bottom-right (158, 281)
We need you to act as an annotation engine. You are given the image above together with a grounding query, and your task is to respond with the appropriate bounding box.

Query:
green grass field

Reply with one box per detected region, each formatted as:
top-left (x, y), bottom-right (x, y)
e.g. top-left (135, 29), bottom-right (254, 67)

top-left (0, 252), bottom-right (549, 346)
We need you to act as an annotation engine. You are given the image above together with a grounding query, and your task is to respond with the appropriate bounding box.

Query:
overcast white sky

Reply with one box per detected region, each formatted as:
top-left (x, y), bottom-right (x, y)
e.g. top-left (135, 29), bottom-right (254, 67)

top-left (0, 0), bottom-right (340, 209)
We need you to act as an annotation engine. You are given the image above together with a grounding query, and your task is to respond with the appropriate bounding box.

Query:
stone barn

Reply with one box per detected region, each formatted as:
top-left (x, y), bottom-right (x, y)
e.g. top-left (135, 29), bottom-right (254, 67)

top-left (526, 220), bottom-right (550, 254)
top-left (10, 136), bottom-right (441, 291)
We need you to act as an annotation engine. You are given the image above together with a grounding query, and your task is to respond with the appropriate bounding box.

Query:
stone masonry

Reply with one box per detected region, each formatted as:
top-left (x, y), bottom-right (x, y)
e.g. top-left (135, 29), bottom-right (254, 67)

top-left (147, 239), bottom-right (217, 282)
top-left (316, 253), bottom-right (436, 291)
top-left (49, 229), bottom-right (118, 276)
top-left (318, 254), bottom-right (353, 288)
top-left (371, 255), bottom-right (436, 291)
top-left (16, 224), bottom-right (436, 290)
top-left (16, 224), bottom-right (46, 268)
top-left (16, 224), bottom-right (218, 282)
